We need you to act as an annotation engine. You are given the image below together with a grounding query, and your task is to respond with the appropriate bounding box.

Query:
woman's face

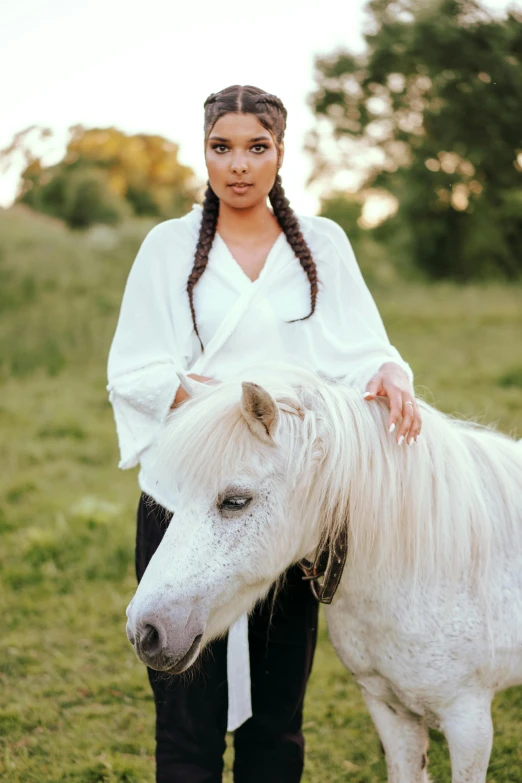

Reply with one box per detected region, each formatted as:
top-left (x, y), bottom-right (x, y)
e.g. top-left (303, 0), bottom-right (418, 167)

top-left (205, 112), bottom-right (284, 209)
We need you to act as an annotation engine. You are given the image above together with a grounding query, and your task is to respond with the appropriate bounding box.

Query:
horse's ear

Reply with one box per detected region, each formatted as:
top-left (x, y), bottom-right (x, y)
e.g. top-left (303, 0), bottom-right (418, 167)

top-left (176, 371), bottom-right (204, 398)
top-left (240, 382), bottom-right (279, 444)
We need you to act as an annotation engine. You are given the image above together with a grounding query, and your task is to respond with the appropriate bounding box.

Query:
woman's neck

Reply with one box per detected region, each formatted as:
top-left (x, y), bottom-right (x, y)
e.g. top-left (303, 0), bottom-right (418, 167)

top-left (216, 200), bottom-right (279, 242)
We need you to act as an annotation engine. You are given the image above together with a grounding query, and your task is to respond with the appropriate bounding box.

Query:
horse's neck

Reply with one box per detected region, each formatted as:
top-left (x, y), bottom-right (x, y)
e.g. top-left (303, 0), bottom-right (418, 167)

top-left (305, 382), bottom-right (522, 592)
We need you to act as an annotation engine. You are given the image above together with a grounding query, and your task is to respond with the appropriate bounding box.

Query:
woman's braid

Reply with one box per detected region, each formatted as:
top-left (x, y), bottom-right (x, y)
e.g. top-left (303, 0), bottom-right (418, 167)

top-left (269, 173), bottom-right (318, 321)
top-left (254, 92), bottom-right (288, 121)
top-left (187, 182), bottom-right (220, 351)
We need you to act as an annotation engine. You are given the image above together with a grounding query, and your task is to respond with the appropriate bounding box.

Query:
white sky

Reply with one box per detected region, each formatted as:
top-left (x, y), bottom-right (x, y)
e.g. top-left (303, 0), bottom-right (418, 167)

top-left (0, 0), bottom-right (517, 214)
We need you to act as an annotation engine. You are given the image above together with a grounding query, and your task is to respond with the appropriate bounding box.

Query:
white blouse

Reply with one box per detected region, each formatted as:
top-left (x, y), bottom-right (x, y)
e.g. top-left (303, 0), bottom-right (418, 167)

top-left (107, 202), bottom-right (413, 513)
top-left (107, 202), bottom-right (414, 732)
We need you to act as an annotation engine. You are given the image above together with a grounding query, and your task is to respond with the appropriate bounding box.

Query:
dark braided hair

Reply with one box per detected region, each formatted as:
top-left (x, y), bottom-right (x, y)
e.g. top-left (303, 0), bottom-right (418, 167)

top-left (187, 84), bottom-right (319, 350)
top-left (187, 184), bottom-right (220, 351)
top-left (268, 171), bottom-right (318, 321)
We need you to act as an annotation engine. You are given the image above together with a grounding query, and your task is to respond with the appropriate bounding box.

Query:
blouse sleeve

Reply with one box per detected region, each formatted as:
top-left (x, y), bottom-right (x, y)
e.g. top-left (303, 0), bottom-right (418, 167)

top-left (106, 223), bottom-right (185, 469)
top-left (317, 217), bottom-right (414, 393)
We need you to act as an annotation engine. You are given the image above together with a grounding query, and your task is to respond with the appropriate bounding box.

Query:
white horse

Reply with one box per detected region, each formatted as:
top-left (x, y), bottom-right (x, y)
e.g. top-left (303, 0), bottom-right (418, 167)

top-left (125, 363), bottom-right (522, 783)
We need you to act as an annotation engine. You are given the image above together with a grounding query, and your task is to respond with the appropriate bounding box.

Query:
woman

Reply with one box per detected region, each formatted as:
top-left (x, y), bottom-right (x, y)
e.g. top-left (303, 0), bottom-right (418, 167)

top-left (107, 84), bottom-right (422, 783)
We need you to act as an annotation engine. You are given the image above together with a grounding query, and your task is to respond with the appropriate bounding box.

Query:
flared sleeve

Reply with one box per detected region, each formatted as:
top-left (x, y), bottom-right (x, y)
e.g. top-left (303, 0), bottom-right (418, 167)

top-left (311, 217), bottom-right (414, 393)
top-left (106, 223), bottom-right (185, 469)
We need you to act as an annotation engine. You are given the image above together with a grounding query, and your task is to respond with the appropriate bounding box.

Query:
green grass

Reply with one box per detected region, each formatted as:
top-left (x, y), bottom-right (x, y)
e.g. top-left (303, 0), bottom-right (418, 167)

top-left (0, 205), bottom-right (521, 781)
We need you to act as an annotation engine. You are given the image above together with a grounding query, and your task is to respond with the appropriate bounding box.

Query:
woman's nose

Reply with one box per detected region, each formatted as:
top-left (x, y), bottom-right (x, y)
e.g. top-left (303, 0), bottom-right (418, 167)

top-left (231, 159), bottom-right (247, 173)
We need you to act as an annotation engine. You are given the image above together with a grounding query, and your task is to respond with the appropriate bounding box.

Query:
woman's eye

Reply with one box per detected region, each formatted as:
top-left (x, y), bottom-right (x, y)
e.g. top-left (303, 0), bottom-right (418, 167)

top-left (212, 145), bottom-right (228, 153)
top-left (219, 496), bottom-right (252, 511)
top-left (251, 145), bottom-right (268, 153)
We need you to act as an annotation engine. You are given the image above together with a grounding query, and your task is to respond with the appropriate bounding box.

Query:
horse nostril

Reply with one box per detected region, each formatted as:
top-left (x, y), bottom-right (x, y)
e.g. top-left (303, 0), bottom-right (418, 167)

top-left (139, 623), bottom-right (161, 656)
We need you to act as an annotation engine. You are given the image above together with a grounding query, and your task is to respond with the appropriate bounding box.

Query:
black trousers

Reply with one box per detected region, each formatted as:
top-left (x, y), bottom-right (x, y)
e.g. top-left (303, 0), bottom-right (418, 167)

top-left (135, 492), bottom-right (319, 783)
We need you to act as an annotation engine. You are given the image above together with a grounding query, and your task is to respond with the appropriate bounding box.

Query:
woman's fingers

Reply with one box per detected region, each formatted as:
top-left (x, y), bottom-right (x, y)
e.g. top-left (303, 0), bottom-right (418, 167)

top-left (396, 397), bottom-right (415, 445)
top-left (405, 399), bottom-right (422, 444)
top-left (387, 389), bottom-right (403, 435)
top-left (364, 368), bottom-right (423, 445)
top-left (396, 396), bottom-right (423, 445)
top-left (363, 375), bottom-right (382, 401)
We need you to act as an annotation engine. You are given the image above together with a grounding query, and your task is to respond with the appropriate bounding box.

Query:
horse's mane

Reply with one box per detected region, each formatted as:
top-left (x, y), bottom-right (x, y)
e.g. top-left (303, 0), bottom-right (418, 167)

top-left (156, 362), bottom-right (522, 588)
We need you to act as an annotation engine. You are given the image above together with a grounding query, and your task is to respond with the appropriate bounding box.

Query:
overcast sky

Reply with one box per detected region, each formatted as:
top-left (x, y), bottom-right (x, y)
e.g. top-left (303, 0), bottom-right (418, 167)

top-left (1, 0), bottom-right (517, 214)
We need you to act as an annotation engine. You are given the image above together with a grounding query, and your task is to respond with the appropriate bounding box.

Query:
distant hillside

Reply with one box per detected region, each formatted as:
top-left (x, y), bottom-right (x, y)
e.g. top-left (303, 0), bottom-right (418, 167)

top-left (0, 206), bottom-right (158, 380)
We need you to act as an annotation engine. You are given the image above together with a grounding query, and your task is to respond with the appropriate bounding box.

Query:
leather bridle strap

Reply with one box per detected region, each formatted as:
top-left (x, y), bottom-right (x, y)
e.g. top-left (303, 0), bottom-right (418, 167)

top-left (299, 525), bottom-right (349, 604)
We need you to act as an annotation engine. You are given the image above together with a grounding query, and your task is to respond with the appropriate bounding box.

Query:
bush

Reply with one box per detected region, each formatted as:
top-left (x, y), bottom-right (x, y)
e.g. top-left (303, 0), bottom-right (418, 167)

top-left (22, 164), bottom-right (131, 229)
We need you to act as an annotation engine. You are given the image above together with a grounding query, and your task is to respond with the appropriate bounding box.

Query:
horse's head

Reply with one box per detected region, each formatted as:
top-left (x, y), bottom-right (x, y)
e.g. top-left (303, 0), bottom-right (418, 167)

top-left (125, 372), bottom-right (320, 674)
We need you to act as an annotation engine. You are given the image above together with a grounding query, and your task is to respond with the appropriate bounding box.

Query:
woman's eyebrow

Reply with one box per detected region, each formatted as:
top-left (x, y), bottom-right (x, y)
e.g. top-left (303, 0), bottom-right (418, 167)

top-left (209, 135), bottom-right (271, 143)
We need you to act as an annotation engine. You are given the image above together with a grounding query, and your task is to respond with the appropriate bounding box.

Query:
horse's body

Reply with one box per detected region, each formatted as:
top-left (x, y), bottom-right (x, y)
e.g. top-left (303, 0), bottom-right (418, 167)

top-left (125, 364), bottom-right (522, 782)
top-left (328, 559), bottom-right (522, 780)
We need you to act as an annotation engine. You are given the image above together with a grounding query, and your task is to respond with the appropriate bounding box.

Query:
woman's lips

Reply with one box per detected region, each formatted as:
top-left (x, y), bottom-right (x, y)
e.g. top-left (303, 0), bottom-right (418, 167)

top-left (229, 184), bottom-right (252, 194)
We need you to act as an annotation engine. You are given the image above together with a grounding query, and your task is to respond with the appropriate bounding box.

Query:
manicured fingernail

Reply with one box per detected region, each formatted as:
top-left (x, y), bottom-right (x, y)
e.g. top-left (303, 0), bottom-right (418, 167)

top-left (398, 435), bottom-right (404, 446)
top-left (363, 392), bottom-right (372, 398)
top-left (408, 437), bottom-right (414, 446)
top-left (389, 423), bottom-right (395, 433)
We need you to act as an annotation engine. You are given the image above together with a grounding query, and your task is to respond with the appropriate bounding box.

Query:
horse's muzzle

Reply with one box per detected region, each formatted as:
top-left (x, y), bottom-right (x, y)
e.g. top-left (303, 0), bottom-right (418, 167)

top-left (126, 602), bottom-right (205, 672)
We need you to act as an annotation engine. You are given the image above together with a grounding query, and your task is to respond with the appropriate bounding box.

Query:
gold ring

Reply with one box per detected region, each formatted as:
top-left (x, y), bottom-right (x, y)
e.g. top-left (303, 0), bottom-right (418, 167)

top-left (405, 401), bottom-right (414, 407)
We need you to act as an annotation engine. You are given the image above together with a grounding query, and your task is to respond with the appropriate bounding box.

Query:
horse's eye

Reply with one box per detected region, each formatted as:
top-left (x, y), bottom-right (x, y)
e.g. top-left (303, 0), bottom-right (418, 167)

top-left (219, 496), bottom-right (252, 512)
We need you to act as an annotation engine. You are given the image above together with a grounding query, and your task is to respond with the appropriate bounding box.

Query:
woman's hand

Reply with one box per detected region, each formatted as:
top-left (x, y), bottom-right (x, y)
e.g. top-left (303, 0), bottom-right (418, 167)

top-left (171, 374), bottom-right (215, 408)
top-left (363, 362), bottom-right (422, 445)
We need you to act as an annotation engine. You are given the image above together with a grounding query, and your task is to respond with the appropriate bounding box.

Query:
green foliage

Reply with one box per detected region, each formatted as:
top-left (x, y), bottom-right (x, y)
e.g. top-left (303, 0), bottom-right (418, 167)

top-left (0, 206), bottom-right (521, 780)
top-left (1, 125), bottom-right (200, 229)
top-left (318, 193), bottom-right (411, 283)
top-left (498, 366), bottom-right (522, 388)
top-left (308, 0), bottom-right (522, 281)
top-left (318, 193), bottom-right (364, 240)
top-left (21, 163), bottom-right (131, 229)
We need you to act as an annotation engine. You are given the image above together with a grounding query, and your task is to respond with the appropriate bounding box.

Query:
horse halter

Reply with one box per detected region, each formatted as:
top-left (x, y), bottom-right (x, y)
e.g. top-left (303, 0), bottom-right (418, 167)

top-left (299, 526), bottom-right (349, 604)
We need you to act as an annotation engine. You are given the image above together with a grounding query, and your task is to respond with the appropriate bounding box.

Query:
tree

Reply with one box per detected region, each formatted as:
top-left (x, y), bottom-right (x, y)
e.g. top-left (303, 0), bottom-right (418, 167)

top-left (1, 125), bottom-right (200, 228)
top-left (307, 0), bottom-right (522, 280)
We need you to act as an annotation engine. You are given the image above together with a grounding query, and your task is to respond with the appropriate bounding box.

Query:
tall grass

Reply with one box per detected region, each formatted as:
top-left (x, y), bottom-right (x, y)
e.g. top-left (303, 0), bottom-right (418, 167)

top-left (0, 206), bottom-right (521, 781)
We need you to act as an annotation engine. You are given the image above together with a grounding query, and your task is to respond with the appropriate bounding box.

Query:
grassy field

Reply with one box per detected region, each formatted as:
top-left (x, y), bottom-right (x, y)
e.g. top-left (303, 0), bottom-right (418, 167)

top-left (0, 205), bottom-right (521, 782)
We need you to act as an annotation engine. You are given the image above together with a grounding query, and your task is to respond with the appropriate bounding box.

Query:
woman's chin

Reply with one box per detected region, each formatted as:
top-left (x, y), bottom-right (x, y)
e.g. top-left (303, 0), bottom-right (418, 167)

top-left (219, 189), bottom-right (267, 210)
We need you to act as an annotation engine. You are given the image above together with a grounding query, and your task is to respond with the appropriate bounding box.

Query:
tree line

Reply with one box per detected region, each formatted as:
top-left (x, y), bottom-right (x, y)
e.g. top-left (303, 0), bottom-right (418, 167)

top-left (1, 125), bottom-right (199, 228)
top-left (310, 0), bottom-right (522, 281)
top-left (2, 0), bottom-right (521, 281)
